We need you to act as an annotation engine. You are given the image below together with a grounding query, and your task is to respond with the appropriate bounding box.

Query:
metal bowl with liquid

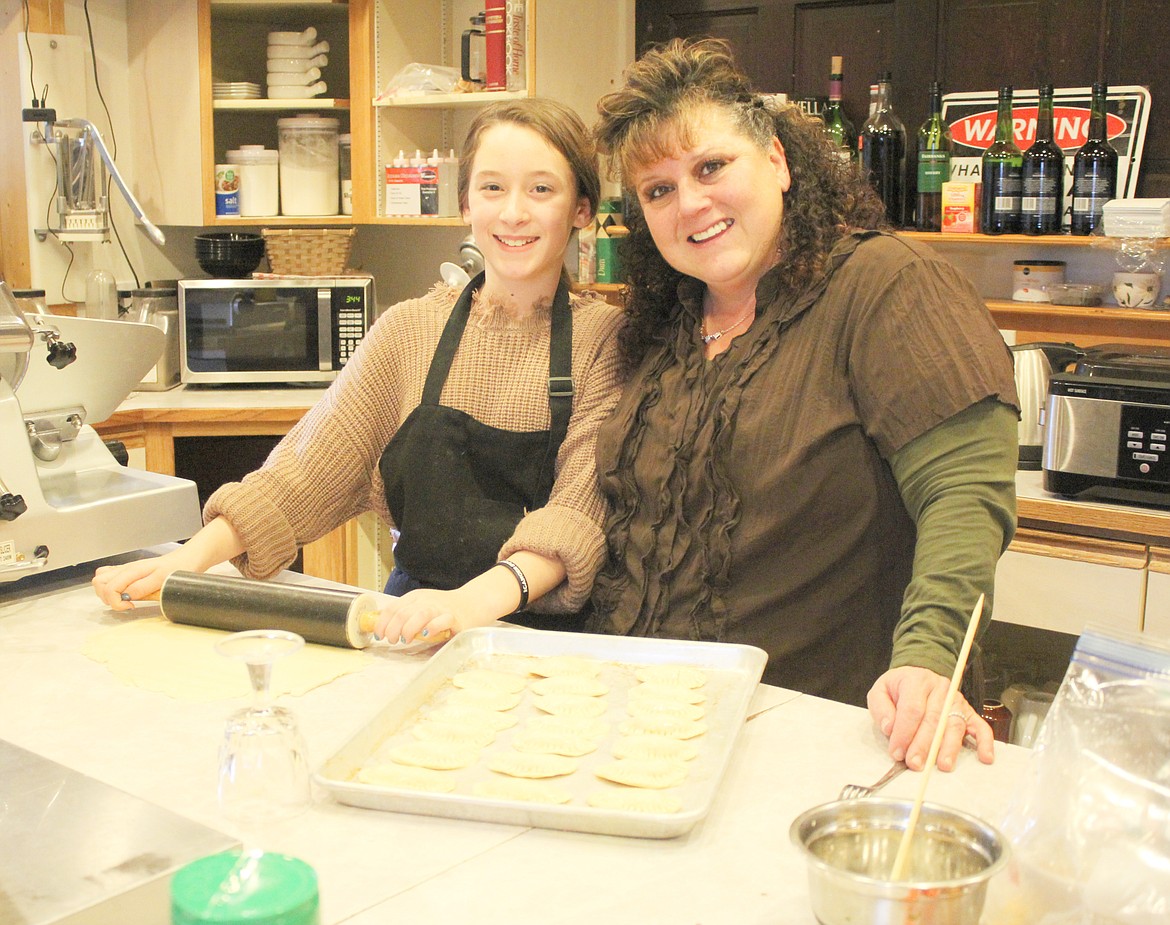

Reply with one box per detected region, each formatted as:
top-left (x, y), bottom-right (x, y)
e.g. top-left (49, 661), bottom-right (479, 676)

top-left (790, 798), bottom-right (1008, 925)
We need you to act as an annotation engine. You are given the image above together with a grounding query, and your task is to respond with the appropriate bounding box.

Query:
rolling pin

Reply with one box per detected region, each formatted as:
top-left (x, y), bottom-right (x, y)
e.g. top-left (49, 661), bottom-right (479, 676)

top-left (153, 571), bottom-right (390, 649)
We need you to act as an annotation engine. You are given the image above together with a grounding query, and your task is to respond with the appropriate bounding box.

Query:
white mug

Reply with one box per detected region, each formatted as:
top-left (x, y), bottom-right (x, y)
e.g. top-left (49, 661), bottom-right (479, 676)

top-left (1112, 271), bottom-right (1162, 308)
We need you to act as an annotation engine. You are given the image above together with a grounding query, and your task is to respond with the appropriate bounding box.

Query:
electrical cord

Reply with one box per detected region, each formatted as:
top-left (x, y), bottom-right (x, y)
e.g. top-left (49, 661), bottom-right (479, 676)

top-left (83, 0), bottom-right (141, 290)
top-left (22, 0), bottom-right (37, 105)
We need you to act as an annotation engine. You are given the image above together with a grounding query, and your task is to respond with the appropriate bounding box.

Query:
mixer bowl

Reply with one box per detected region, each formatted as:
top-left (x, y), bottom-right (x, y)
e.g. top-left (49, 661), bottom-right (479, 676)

top-left (790, 798), bottom-right (1008, 925)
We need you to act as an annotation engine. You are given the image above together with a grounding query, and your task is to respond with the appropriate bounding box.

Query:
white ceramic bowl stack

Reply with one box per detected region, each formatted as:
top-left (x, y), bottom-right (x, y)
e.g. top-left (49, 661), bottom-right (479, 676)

top-left (267, 27), bottom-right (330, 99)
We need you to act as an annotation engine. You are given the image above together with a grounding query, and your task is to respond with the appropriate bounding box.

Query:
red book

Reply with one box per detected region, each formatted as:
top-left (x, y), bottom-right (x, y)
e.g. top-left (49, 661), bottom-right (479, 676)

top-left (485, 0), bottom-right (506, 91)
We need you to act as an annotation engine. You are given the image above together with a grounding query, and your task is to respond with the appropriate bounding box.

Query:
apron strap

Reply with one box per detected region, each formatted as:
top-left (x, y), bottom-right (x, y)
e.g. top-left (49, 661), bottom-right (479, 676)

top-left (539, 278), bottom-right (574, 498)
top-left (420, 272), bottom-right (480, 406)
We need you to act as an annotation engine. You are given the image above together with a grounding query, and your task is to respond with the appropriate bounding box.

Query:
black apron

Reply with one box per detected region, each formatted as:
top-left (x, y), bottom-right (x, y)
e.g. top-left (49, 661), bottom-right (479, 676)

top-left (378, 272), bottom-right (574, 595)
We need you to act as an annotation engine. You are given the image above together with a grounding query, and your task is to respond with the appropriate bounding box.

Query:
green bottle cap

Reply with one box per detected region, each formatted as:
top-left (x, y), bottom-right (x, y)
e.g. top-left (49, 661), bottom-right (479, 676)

top-left (171, 850), bottom-right (319, 925)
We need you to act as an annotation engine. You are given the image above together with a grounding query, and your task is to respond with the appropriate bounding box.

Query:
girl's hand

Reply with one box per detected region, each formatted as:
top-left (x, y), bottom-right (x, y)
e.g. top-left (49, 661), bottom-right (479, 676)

top-left (372, 588), bottom-right (470, 644)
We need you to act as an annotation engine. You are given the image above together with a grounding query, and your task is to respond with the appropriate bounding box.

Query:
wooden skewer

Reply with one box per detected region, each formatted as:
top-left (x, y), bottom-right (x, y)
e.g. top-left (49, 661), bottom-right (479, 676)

top-left (888, 593), bottom-right (985, 882)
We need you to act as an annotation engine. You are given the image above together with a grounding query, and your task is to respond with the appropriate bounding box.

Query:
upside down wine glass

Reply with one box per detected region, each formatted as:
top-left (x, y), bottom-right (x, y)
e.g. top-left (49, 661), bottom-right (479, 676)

top-left (214, 629), bottom-right (312, 850)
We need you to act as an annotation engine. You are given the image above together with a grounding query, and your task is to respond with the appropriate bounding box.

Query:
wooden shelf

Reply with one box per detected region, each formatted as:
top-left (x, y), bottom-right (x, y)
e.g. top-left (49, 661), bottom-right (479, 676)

top-left (213, 98), bottom-right (350, 110)
top-left (373, 90), bottom-right (529, 109)
top-left (986, 298), bottom-right (1170, 339)
top-left (902, 231), bottom-right (1100, 247)
top-left (368, 215), bottom-right (466, 226)
top-left (209, 215), bottom-right (357, 226)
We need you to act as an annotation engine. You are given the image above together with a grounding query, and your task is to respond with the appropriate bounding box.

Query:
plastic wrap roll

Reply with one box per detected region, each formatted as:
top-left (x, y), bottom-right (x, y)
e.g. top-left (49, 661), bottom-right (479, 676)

top-left (159, 571), bottom-right (369, 649)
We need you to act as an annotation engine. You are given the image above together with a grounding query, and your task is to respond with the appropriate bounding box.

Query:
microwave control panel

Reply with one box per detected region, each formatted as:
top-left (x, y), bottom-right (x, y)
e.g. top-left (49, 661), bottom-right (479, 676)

top-left (333, 287), bottom-right (370, 366)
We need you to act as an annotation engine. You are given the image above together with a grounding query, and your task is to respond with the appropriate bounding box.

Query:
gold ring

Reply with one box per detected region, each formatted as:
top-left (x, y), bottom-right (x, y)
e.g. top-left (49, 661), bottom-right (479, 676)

top-left (947, 710), bottom-right (968, 723)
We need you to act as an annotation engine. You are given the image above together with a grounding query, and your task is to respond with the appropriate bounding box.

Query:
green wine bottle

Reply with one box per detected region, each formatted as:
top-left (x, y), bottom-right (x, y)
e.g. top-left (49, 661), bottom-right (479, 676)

top-left (1021, 84), bottom-right (1064, 235)
top-left (980, 85), bottom-right (1023, 234)
top-left (1070, 82), bottom-right (1118, 235)
top-left (822, 56), bottom-right (856, 162)
top-left (915, 81), bottom-right (952, 231)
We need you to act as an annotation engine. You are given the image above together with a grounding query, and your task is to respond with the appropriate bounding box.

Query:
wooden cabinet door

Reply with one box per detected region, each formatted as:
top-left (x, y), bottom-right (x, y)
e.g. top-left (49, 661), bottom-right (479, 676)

top-left (637, 1), bottom-right (902, 133)
top-left (994, 528), bottom-right (1147, 636)
top-left (1146, 547), bottom-right (1170, 640)
top-left (636, 0), bottom-right (1167, 198)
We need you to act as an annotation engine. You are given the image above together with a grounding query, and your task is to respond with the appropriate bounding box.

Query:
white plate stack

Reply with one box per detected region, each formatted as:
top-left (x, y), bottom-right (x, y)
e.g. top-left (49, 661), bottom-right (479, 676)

top-left (267, 27), bottom-right (330, 99)
top-left (213, 81), bottom-right (261, 101)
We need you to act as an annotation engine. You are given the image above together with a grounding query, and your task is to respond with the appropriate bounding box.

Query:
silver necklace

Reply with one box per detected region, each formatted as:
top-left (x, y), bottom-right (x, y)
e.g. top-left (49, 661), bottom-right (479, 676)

top-left (700, 308), bottom-right (753, 345)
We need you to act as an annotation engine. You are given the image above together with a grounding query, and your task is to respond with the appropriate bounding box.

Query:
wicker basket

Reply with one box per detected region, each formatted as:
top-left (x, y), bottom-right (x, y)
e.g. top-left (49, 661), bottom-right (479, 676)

top-left (261, 227), bottom-right (356, 276)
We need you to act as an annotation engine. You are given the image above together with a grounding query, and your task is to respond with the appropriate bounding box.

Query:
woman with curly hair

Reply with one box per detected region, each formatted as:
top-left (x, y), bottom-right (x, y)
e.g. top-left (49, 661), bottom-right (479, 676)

top-left (589, 38), bottom-right (1019, 774)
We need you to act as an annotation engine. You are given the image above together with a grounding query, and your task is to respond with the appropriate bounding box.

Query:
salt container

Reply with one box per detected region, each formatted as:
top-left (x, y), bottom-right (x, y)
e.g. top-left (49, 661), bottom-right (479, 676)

top-left (277, 115), bottom-right (340, 216)
top-left (226, 145), bottom-right (280, 217)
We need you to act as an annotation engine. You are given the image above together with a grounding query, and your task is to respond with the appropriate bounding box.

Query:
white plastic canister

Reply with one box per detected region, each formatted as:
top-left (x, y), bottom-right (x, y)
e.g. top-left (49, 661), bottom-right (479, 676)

top-left (277, 115), bottom-right (340, 216)
top-left (226, 145), bottom-right (280, 217)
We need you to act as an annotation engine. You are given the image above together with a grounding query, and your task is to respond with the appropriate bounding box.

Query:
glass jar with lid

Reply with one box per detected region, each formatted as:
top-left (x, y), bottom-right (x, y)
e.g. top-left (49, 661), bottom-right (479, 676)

top-left (277, 115), bottom-right (340, 216)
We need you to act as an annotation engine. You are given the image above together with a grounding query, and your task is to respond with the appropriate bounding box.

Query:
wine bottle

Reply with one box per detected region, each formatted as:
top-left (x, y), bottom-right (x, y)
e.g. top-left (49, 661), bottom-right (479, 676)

top-left (915, 81), bottom-right (952, 231)
top-left (1021, 84), bottom-right (1064, 235)
top-left (822, 56), bottom-right (856, 162)
top-left (859, 73), bottom-right (906, 227)
top-left (980, 85), bottom-right (1023, 234)
top-left (1070, 82), bottom-right (1118, 236)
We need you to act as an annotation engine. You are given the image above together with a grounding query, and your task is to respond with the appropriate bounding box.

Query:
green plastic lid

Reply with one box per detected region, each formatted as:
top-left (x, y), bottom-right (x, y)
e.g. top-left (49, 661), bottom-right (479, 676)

top-left (171, 850), bottom-right (319, 925)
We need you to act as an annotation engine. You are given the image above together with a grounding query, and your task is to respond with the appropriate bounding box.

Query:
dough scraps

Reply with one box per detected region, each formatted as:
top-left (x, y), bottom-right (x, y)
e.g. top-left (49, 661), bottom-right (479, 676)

top-left (81, 616), bottom-right (372, 702)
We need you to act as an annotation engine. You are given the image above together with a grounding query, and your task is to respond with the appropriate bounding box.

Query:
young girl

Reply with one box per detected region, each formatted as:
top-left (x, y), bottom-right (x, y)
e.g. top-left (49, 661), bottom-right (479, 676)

top-left (94, 99), bottom-right (624, 637)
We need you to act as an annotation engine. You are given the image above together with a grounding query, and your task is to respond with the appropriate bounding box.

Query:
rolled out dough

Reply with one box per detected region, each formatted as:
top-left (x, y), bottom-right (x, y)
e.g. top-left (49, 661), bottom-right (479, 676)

top-left (82, 616), bottom-right (372, 702)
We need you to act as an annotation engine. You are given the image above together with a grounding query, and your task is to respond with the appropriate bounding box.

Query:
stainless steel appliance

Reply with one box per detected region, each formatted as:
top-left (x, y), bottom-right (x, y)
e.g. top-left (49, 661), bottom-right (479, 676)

top-left (178, 276), bottom-right (374, 385)
top-left (1010, 342), bottom-right (1083, 470)
top-left (0, 281), bottom-right (201, 582)
top-left (1043, 344), bottom-right (1170, 506)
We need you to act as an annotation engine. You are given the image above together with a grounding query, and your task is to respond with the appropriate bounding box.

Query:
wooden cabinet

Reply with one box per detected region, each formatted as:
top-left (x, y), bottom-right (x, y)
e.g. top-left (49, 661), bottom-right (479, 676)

top-left (198, 0), bottom-right (363, 226)
top-left (367, 0), bottom-right (630, 224)
top-left (128, 0), bottom-right (369, 227)
top-left (366, 0), bottom-right (533, 226)
top-left (993, 528), bottom-right (1148, 637)
top-left (636, 0), bottom-right (1169, 200)
top-left (1145, 547), bottom-right (1170, 639)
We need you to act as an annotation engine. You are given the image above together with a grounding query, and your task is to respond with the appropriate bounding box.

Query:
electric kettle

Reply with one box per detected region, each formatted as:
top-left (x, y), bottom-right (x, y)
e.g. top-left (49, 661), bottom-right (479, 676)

top-left (1010, 341), bottom-right (1082, 470)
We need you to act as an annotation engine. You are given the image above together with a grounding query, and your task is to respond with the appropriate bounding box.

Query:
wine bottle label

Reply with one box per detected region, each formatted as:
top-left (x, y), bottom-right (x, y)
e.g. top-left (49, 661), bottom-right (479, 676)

top-left (917, 151), bottom-right (950, 193)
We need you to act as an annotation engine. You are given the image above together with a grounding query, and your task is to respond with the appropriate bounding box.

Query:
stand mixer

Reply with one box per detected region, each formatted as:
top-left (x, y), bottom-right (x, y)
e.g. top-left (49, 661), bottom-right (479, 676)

top-left (0, 281), bottom-right (200, 582)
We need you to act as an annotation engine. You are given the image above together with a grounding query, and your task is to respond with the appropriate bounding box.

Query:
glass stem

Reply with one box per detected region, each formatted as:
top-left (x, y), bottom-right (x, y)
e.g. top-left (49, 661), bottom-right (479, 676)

top-left (247, 661), bottom-right (273, 708)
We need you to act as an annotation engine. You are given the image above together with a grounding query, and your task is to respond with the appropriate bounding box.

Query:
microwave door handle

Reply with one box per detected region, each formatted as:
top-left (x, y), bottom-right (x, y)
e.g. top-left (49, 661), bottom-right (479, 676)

top-left (318, 289), bottom-right (332, 371)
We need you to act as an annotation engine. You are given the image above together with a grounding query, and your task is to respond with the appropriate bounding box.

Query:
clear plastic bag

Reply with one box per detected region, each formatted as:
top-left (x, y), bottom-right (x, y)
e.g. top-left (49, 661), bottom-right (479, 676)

top-left (376, 63), bottom-right (461, 101)
top-left (985, 626), bottom-right (1170, 924)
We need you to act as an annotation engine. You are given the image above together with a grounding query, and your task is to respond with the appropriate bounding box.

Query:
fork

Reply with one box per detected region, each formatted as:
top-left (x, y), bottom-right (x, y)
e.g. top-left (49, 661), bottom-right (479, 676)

top-left (838, 760), bottom-right (908, 800)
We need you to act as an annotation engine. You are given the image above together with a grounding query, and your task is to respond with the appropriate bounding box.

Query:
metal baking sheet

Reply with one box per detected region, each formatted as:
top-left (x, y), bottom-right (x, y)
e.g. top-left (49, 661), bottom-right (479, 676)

top-left (314, 627), bottom-right (767, 838)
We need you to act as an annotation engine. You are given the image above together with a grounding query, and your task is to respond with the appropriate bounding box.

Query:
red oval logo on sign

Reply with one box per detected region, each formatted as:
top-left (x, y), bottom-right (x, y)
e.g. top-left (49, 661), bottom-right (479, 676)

top-left (949, 107), bottom-right (1126, 152)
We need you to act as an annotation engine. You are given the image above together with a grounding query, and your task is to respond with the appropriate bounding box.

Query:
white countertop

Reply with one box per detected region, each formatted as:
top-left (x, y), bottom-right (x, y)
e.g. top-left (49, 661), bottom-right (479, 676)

top-left (0, 563), bottom-right (1033, 924)
top-left (116, 384), bottom-right (329, 413)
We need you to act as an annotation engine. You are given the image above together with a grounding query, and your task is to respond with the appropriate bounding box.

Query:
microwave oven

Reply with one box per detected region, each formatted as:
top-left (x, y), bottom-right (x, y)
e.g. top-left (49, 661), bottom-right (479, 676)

top-left (178, 277), bottom-right (374, 385)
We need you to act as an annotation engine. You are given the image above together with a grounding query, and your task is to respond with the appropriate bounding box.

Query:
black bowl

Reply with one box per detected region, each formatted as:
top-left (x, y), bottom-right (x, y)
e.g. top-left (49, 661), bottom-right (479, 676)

top-left (194, 232), bottom-right (265, 278)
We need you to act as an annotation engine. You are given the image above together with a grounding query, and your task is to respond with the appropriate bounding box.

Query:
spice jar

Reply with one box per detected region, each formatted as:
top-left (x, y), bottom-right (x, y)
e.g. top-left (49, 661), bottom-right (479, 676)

top-left (226, 145), bottom-right (280, 217)
top-left (980, 698), bottom-right (1013, 743)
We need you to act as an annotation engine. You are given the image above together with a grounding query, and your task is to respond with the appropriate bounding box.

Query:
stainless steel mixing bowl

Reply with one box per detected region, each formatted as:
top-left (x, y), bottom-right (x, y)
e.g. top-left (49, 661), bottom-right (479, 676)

top-left (790, 798), bottom-right (1008, 925)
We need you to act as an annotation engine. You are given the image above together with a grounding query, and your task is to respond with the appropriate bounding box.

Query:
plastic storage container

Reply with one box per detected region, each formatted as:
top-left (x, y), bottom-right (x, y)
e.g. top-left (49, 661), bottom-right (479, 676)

top-left (226, 145), bottom-right (280, 217)
top-left (277, 115), bottom-right (339, 216)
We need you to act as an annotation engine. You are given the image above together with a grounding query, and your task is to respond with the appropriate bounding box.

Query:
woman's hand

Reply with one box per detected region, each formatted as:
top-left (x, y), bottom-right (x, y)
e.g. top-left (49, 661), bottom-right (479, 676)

top-left (372, 588), bottom-right (474, 644)
top-left (867, 665), bottom-right (995, 771)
